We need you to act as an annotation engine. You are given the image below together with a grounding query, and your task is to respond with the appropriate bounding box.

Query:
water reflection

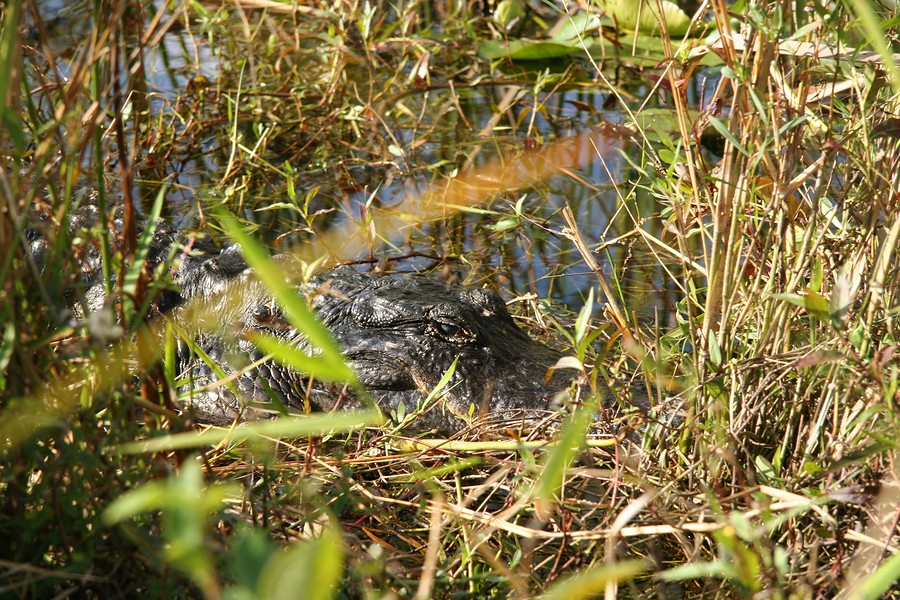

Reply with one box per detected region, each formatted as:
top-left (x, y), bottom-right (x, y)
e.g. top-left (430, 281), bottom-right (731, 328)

top-left (25, 0), bottom-right (686, 325)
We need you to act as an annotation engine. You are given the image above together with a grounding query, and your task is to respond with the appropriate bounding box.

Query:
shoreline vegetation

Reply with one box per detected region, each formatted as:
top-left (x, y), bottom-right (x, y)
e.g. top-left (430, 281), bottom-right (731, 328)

top-left (2, 0), bottom-right (900, 597)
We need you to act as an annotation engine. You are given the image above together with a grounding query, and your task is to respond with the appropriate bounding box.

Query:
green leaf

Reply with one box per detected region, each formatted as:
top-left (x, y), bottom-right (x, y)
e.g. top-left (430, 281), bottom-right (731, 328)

top-left (849, 320), bottom-right (866, 350)
top-left (216, 211), bottom-right (352, 378)
top-left (539, 560), bottom-right (647, 599)
top-left (0, 1), bottom-right (22, 122)
top-left (629, 108), bottom-right (703, 142)
top-left (258, 524), bottom-right (344, 600)
top-left (754, 455), bottom-right (776, 482)
top-left (103, 479), bottom-right (172, 525)
top-left (0, 107), bottom-right (25, 155)
top-left (252, 332), bottom-right (354, 382)
top-left (494, 0), bottom-right (527, 28)
top-left (802, 290), bottom-right (832, 322)
top-left (658, 559), bottom-right (738, 582)
top-left (551, 355), bottom-right (584, 372)
top-left (103, 459), bottom-right (238, 592)
top-left (708, 329), bottom-right (722, 366)
top-left (423, 356), bottom-right (458, 404)
top-left (707, 116), bottom-right (749, 157)
top-left (848, 548), bottom-right (900, 600)
top-left (228, 527), bottom-right (279, 594)
top-left (774, 292), bottom-right (830, 322)
top-left (123, 184), bottom-right (167, 307)
top-left (412, 456), bottom-right (483, 480)
top-left (551, 12), bottom-right (605, 42)
top-left (574, 287), bottom-right (594, 346)
top-left (597, 0), bottom-right (692, 36)
top-left (483, 216), bottom-right (520, 232)
top-left (810, 256), bottom-right (824, 292)
top-left (117, 410), bottom-right (384, 453)
top-left (774, 293), bottom-right (805, 308)
top-left (842, 0), bottom-right (900, 93)
top-left (535, 408), bottom-right (594, 513)
top-left (0, 321), bottom-right (14, 375)
top-left (478, 39), bottom-right (588, 61)
top-left (587, 33), bottom-right (723, 68)
top-left (802, 460), bottom-right (823, 476)
top-left (255, 202), bottom-right (301, 212)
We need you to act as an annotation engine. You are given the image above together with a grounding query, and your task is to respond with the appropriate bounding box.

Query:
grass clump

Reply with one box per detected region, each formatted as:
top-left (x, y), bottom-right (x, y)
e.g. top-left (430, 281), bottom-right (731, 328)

top-left (2, 0), bottom-right (900, 598)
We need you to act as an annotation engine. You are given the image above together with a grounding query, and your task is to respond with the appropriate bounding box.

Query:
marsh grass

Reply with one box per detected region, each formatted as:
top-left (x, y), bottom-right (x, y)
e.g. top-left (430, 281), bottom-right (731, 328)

top-left (1, 0), bottom-right (900, 598)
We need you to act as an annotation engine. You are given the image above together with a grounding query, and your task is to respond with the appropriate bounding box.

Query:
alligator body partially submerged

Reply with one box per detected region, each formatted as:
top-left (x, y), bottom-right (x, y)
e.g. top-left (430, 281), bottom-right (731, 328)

top-left (183, 264), bottom-right (573, 433)
top-left (31, 208), bottom-right (573, 433)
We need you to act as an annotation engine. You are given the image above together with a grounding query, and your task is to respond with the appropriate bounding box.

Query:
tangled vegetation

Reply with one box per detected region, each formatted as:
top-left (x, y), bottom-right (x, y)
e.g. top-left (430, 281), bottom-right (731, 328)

top-left (1, 0), bottom-right (899, 597)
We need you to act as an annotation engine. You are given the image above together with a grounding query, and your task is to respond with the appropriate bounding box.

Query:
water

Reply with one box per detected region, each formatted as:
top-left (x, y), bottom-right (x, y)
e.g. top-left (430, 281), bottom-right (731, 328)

top-left (24, 0), bottom-right (708, 326)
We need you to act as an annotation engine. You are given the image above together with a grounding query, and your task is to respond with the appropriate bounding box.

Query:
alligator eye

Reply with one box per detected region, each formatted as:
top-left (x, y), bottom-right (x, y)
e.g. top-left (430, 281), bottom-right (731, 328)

top-left (433, 319), bottom-right (473, 341)
top-left (438, 322), bottom-right (461, 337)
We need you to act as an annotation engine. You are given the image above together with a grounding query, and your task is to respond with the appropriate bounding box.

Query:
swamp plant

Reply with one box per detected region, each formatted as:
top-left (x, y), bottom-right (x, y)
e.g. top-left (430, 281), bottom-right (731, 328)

top-left (1, 0), bottom-right (899, 597)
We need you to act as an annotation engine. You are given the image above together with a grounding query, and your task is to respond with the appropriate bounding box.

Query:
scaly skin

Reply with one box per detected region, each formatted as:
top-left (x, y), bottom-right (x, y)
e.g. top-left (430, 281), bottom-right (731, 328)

top-left (177, 264), bottom-right (572, 433)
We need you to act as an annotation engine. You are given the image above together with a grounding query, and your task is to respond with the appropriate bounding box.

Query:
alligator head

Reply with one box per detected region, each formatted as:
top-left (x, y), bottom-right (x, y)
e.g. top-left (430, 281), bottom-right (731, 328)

top-left (177, 263), bottom-right (573, 433)
top-left (304, 267), bottom-right (572, 432)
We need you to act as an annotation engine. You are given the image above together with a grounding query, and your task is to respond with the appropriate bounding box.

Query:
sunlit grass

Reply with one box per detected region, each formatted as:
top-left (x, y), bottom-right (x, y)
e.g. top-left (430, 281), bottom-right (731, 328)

top-left (2, 0), bottom-right (899, 597)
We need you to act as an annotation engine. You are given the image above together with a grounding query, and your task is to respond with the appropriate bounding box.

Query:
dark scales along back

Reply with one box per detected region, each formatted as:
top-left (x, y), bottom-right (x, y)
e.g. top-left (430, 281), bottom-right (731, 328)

top-left (178, 263), bottom-right (573, 434)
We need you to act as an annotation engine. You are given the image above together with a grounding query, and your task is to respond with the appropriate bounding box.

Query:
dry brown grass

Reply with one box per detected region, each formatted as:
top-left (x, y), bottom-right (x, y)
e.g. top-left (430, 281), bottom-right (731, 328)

top-left (1, 0), bottom-right (899, 598)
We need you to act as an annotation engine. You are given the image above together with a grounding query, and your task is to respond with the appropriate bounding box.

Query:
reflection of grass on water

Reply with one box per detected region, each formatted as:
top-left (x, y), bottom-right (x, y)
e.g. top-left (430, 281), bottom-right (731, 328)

top-left (2, 0), bottom-right (900, 597)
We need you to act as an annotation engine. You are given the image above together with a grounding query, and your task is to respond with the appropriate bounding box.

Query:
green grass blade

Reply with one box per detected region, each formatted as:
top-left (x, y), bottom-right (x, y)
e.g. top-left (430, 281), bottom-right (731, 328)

top-left (252, 331), bottom-right (354, 382)
top-left (117, 409), bottom-right (384, 453)
top-left (534, 406), bottom-right (594, 513)
top-left (122, 184), bottom-right (167, 311)
top-left (842, 0), bottom-right (900, 92)
top-left (848, 551), bottom-right (900, 600)
top-left (539, 560), bottom-right (648, 599)
top-left (215, 210), bottom-right (353, 379)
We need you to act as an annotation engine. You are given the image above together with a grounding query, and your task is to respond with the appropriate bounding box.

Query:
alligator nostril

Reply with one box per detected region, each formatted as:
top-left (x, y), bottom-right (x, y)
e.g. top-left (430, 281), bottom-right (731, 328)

top-left (254, 305), bottom-right (284, 326)
top-left (251, 304), bottom-right (290, 331)
top-left (252, 306), bottom-right (271, 322)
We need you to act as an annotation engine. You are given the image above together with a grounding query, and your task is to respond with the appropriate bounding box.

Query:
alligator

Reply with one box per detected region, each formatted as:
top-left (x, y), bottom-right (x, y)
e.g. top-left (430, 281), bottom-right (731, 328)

top-left (180, 263), bottom-right (575, 433)
top-left (29, 206), bottom-right (577, 434)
